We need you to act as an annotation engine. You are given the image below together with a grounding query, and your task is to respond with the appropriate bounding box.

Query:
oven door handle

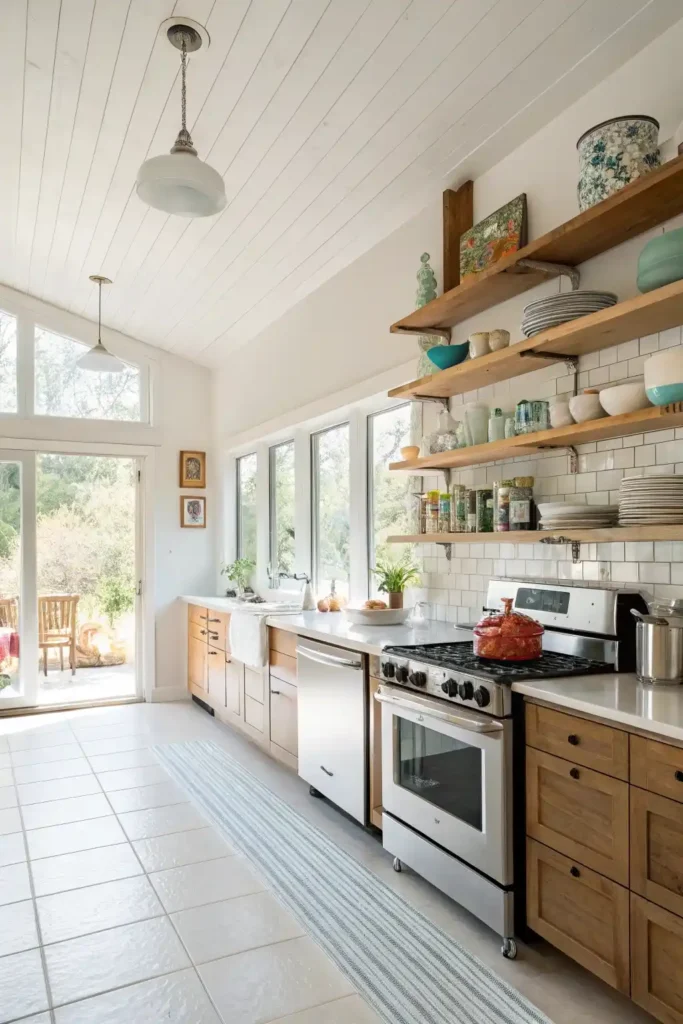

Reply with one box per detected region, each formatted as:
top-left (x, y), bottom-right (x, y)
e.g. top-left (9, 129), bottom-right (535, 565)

top-left (374, 686), bottom-right (504, 733)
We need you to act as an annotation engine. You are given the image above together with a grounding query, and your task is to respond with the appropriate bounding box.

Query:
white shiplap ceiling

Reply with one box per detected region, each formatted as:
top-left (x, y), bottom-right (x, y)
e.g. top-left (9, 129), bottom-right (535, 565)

top-left (1, 0), bottom-right (681, 367)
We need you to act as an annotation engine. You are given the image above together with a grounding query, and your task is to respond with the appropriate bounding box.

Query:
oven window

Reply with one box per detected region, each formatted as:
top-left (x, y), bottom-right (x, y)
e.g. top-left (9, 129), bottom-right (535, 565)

top-left (395, 719), bottom-right (482, 831)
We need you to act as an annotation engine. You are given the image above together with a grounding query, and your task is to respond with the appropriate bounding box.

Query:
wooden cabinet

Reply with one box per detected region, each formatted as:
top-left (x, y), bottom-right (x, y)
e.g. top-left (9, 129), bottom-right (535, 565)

top-left (245, 667), bottom-right (264, 703)
top-left (270, 678), bottom-right (298, 758)
top-left (204, 611), bottom-right (229, 652)
top-left (631, 785), bottom-right (683, 919)
top-left (526, 746), bottom-right (629, 885)
top-left (526, 703), bottom-right (629, 780)
top-left (270, 627), bottom-right (297, 659)
top-left (270, 650), bottom-right (297, 687)
top-left (225, 658), bottom-right (243, 718)
top-left (631, 894), bottom-right (683, 1023)
top-left (631, 735), bottom-right (683, 803)
top-left (206, 645), bottom-right (225, 705)
top-left (245, 695), bottom-right (264, 733)
top-left (527, 839), bottom-right (630, 993)
top-left (188, 633), bottom-right (207, 694)
top-left (189, 604), bottom-right (207, 628)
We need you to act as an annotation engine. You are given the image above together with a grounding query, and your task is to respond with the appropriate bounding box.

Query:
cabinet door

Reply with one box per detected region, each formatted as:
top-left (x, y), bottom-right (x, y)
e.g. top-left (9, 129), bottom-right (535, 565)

top-left (527, 839), bottom-right (630, 994)
top-left (526, 702), bottom-right (628, 780)
top-left (245, 667), bottom-right (264, 703)
top-left (206, 645), bottom-right (225, 706)
top-left (631, 894), bottom-right (683, 1023)
top-left (270, 677), bottom-right (298, 757)
top-left (526, 746), bottom-right (629, 885)
top-left (188, 634), bottom-right (207, 693)
top-left (225, 658), bottom-right (243, 718)
top-left (631, 785), bottom-right (683, 919)
top-left (188, 604), bottom-right (207, 628)
top-left (631, 735), bottom-right (683, 804)
top-left (244, 696), bottom-right (264, 733)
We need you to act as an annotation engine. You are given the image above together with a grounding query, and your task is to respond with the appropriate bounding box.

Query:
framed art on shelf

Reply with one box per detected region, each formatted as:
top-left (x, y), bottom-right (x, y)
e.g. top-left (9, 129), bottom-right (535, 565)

top-left (180, 496), bottom-right (206, 529)
top-left (460, 193), bottom-right (527, 282)
top-left (179, 450), bottom-right (206, 488)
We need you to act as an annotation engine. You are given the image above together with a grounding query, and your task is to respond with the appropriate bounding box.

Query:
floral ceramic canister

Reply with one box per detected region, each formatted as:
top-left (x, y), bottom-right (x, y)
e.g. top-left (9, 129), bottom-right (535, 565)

top-left (576, 115), bottom-right (660, 211)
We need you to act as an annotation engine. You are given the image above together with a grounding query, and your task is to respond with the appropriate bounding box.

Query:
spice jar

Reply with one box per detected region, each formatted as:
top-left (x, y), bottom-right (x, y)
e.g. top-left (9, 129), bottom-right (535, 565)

top-left (509, 476), bottom-right (535, 531)
top-left (465, 488), bottom-right (477, 533)
top-left (493, 479), bottom-right (513, 532)
top-left (476, 486), bottom-right (494, 533)
top-left (438, 492), bottom-right (451, 533)
top-left (451, 485), bottom-right (467, 533)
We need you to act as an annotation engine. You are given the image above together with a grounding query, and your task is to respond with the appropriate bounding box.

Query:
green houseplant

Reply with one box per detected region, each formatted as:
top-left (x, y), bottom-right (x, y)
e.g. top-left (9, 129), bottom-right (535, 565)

top-left (371, 558), bottom-right (420, 609)
top-left (221, 558), bottom-right (254, 597)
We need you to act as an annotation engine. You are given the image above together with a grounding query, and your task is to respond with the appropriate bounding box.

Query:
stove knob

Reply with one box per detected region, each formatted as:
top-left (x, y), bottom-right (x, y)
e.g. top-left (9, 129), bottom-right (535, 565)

top-left (474, 686), bottom-right (490, 708)
top-left (383, 661), bottom-right (396, 679)
top-left (395, 665), bottom-right (409, 683)
top-left (458, 681), bottom-right (474, 701)
top-left (409, 671), bottom-right (427, 688)
top-left (441, 678), bottom-right (458, 698)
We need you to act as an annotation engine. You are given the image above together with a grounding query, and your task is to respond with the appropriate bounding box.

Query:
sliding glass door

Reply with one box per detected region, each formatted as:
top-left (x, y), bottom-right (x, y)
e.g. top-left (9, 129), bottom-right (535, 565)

top-left (0, 449), bottom-right (141, 709)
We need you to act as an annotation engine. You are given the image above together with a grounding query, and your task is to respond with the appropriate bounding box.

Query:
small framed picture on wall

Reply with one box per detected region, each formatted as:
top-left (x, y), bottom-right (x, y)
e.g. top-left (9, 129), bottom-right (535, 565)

top-left (180, 495), bottom-right (206, 529)
top-left (179, 450), bottom-right (206, 488)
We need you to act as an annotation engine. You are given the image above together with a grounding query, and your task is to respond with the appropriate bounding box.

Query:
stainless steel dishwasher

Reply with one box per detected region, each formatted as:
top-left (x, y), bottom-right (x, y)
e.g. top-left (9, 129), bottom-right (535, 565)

top-left (296, 638), bottom-right (367, 824)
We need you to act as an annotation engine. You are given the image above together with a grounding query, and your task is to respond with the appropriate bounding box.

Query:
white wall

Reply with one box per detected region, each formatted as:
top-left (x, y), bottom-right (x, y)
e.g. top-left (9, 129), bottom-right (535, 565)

top-left (0, 283), bottom-right (214, 701)
top-left (214, 19), bottom-right (683, 443)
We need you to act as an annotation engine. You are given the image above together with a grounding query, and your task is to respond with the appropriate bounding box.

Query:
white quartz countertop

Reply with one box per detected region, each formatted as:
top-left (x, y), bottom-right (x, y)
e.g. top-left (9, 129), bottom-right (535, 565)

top-left (265, 611), bottom-right (471, 657)
top-left (512, 674), bottom-right (683, 743)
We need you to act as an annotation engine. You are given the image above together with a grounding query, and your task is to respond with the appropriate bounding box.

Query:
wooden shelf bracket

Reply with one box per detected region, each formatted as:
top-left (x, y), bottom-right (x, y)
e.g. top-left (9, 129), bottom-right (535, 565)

top-left (516, 258), bottom-right (580, 290)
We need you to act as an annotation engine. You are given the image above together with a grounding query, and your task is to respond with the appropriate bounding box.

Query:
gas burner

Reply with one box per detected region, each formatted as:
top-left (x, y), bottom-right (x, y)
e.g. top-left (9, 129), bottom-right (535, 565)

top-left (383, 641), bottom-right (609, 684)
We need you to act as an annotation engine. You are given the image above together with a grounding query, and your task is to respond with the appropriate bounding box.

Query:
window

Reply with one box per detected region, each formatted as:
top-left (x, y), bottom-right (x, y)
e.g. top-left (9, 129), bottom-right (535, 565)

top-left (270, 441), bottom-right (295, 583)
top-left (34, 326), bottom-right (141, 421)
top-left (236, 453), bottom-right (257, 565)
top-left (368, 404), bottom-right (416, 590)
top-left (312, 423), bottom-right (350, 599)
top-left (0, 310), bottom-right (18, 414)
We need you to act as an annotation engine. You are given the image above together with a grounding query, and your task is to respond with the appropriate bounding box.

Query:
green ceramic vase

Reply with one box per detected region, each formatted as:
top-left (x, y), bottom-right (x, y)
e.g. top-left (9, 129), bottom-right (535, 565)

top-left (637, 228), bottom-right (683, 293)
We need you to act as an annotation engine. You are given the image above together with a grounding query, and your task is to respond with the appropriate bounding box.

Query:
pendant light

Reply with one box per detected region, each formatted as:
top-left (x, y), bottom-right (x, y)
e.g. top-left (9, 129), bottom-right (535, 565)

top-left (76, 275), bottom-right (125, 373)
top-left (136, 23), bottom-right (226, 218)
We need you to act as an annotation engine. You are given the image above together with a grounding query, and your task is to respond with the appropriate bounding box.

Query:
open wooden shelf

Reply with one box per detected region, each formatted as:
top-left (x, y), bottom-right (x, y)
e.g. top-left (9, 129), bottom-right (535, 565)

top-left (389, 278), bottom-right (683, 401)
top-left (390, 153), bottom-right (683, 338)
top-left (389, 526), bottom-right (683, 544)
top-left (389, 402), bottom-right (683, 473)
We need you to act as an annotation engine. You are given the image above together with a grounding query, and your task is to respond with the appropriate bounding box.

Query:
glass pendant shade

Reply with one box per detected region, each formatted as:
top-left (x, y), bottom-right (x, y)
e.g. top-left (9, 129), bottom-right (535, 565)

top-left (76, 275), bottom-right (125, 373)
top-left (136, 150), bottom-right (226, 217)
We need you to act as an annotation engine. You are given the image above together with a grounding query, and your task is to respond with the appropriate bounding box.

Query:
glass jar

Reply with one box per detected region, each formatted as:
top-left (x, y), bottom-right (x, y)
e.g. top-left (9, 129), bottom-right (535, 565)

top-left (514, 400), bottom-right (533, 435)
top-left (488, 408), bottom-right (506, 442)
top-left (509, 476), bottom-right (535, 531)
top-left (426, 490), bottom-right (440, 533)
top-left (476, 486), bottom-right (494, 533)
top-left (425, 408), bottom-right (459, 453)
top-left (465, 488), bottom-right (477, 533)
top-left (438, 492), bottom-right (451, 533)
top-left (493, 479), bottom-right (513, 532)
top-left (451, 484), bottom-right (467, 533)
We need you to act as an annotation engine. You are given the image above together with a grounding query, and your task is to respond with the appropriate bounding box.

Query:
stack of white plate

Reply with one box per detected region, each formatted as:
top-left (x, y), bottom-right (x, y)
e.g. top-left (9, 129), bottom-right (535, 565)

top-left (537, 503), bottom-right (619, 530)
top-left (619, 475), bottom-right (683, 525)
top-left (521, 291), bottom-right (618, 338)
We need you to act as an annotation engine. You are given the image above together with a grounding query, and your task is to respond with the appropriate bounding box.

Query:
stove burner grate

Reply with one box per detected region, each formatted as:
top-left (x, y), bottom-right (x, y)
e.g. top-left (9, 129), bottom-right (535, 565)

top-left (382, 641), bottom-right (610, 684)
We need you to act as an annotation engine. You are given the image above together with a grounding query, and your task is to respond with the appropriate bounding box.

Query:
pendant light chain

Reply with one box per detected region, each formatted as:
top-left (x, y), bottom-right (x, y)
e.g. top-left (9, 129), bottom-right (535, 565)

top-left (97, 278), bottom-right (102, 343)
top-left (171, 31), bottom-right (196, 155)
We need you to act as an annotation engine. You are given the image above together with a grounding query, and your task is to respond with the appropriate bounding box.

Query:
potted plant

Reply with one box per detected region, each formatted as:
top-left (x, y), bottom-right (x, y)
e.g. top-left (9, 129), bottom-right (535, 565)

top-left (371, 558), bottom-right (420, 609)
top-left (221, 558), bottom-right (255, 597)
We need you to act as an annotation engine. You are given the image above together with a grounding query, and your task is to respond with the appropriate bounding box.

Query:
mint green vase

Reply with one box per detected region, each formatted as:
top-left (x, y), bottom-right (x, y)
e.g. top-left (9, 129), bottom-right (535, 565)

top-left (637, 228), bottom-right (683, 293)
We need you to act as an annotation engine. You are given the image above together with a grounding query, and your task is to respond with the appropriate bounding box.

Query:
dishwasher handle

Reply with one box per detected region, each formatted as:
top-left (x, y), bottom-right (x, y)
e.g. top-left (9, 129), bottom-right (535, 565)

top-left (297, 644), bottom-right (362, 670)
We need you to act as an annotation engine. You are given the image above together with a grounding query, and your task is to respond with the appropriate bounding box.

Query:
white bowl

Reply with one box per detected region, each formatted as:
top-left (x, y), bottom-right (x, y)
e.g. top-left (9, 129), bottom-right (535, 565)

top-left (568, 392), bottom-right (605, 423)
top-left (343, 607), bottom-right (410, 626)
top-left (598, 382), bottom-right (650, 416)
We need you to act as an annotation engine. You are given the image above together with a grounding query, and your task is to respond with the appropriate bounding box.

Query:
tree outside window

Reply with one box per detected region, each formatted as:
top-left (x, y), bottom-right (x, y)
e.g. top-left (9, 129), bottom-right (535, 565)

top-left (312, 424), bottom-right (350, 599)
top-left (368, 404), bottom-right (416, 593)
top-left (270, 441), bottom-right (295, 582)
top-left (0, 310), bottom-right (18, 414)
top-left (237, 454), bottom-right (257, 566)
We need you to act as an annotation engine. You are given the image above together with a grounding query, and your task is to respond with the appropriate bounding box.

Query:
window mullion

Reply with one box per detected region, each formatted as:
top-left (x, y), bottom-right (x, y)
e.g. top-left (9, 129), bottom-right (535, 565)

top-left (16, 313), bottom-right (34, 418)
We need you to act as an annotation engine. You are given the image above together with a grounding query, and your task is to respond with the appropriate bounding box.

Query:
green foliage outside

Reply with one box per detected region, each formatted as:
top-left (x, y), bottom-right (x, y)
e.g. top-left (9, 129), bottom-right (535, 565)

top-left (272, 441), bottom-right (295, 576)
top-left (237, 454), bottom-right (257, 565)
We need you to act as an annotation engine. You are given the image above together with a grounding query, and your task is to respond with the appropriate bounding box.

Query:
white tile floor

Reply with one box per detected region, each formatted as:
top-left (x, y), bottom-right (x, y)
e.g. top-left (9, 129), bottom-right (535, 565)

top-left (0, 700), bottom-right (654, 1024)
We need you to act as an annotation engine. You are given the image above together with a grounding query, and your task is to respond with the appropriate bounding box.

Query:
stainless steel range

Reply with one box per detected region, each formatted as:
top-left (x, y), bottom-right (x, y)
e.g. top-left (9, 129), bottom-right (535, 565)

top-left (375, 580), bottom-right (646, 959)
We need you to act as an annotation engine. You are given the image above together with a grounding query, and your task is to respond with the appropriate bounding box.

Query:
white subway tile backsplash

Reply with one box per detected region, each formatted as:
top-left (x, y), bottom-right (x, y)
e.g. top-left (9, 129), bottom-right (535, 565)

top-left (635, 446), bottom-right (656, 467)
top-left (611, 562), bottom-right (639, 583)
top-left (639, 334), bottom-right (658, 354)
top-left (645, 429), bottom-right (675, 444)
top-left (625, 542), bottom-right (654, 561)
top-left (599, 347), bottom-right (618, 366)
top-left (671, 564), bottom-right (683, 585)
top-left (655, 542), bottom-right (674, 562)
top-left (575, 473), bottom-right (596, 492)
top-left (638, 563), bottom-right (670, 584)
top-left (656, 440), bottom-right (683, 464)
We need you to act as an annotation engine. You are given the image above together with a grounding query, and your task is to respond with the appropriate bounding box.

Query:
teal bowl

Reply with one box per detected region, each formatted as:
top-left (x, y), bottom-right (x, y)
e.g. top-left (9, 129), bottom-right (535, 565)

top-left (637, 228), bottom-right (683, 293)
top-left (646, 384), bottom-right (683, 406)
top-left (427, 343), bottom-right (469, 371)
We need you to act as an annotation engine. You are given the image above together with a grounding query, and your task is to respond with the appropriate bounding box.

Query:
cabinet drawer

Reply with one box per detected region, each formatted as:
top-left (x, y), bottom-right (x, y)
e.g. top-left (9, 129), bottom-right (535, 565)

top-left (526, 702), bottom-right (628, 780)
top-left (270, 678), bottom-right (298, 757)
top-left (631, 785), bottom-right (683, 919)
top-left (245, 667), bottom-right (264, 704)
top-left (631, 894), bottom-right (683, 1023)
top-left (526, 746), bottom-right (629, 885)
top-left (631, 735), bottom-right (683, 804)
top-left (206, 645), bottom-right (225, 705)
top-left (204, 611), bottom-right (229, 652)
top-left (244, 695), bottom-right (264, 733)
top-left (270, 650), bottom-right (297, 687)
top-left (188, 604), bottom-right (207, 628)
top-left (269, 627), bottom-right (297, 658)
top-left (527, 839), bottom-right (630, 994)
top-left (189, 621), bottom-right (208, 644)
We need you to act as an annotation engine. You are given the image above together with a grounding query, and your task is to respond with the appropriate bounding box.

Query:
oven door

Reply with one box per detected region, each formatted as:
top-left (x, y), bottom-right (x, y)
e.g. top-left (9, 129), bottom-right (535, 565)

top-left (376, 685), bottom-right (512, 885)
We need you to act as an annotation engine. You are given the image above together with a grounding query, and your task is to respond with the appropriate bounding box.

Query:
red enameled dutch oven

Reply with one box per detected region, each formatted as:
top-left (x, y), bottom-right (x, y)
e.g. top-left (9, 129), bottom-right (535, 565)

top-left (473, 597), bottom-right (544, 661)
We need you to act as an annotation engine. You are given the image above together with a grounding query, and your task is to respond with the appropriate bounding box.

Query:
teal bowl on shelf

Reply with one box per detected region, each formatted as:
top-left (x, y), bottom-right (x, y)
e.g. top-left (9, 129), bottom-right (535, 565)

top-left (646, 384), bottom-right (683, 406)
top-left (426, 342), bottom-right (469, 371)
top-left (637, 228), bottom-right (683, 293)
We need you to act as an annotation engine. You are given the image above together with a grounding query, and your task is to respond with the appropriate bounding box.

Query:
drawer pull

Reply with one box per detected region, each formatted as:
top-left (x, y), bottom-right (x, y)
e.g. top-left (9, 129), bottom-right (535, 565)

top-left (208, 617), bottom-right (220, 623)
top-left (570, 866), bottom-right (581, 878)
top-left (675, 770), bottom-right (683, 783)
top-left (208, 651), bottom-right (218, 656)
top-left (209, 632), bottom-right (219, 639)
top-left (569, 767), bottom-right (580, 780)
top-left (271, 689), bottom-right (281, 696)
top-left (567, 734), bottom-right (579, 746)
top-left (320, 765), bottom-right (334, 777)
top-left (200, 629), bottom-right (207, 636)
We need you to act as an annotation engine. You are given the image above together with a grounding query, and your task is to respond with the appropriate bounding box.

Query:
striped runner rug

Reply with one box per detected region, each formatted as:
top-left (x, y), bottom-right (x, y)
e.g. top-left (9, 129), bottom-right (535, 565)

top-left (155, 740), bottom-right (553, 1024)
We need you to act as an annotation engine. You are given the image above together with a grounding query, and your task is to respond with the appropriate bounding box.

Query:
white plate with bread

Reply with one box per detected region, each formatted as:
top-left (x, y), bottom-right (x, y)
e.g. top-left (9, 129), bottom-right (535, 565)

top-left (343, 601), bottom-right (411, 625)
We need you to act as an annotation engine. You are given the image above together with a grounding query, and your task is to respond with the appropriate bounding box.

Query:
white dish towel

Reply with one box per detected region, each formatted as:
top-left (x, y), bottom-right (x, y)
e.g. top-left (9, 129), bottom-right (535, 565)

top-left (228, 605), bottom-right (300, 670)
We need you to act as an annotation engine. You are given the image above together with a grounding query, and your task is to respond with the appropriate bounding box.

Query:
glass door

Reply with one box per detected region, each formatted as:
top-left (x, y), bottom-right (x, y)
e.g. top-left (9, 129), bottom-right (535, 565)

top-left (0, 451), bottom-right (38, 709)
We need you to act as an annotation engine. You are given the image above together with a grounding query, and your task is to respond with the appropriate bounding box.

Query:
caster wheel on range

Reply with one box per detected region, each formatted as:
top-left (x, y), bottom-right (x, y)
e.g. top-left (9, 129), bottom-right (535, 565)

top-left (501, 938), bottom-right (517, 960)
top-left (309, 786), bottom-right (321, 798)
top-left (393, 858), bottom-right (402, 873)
